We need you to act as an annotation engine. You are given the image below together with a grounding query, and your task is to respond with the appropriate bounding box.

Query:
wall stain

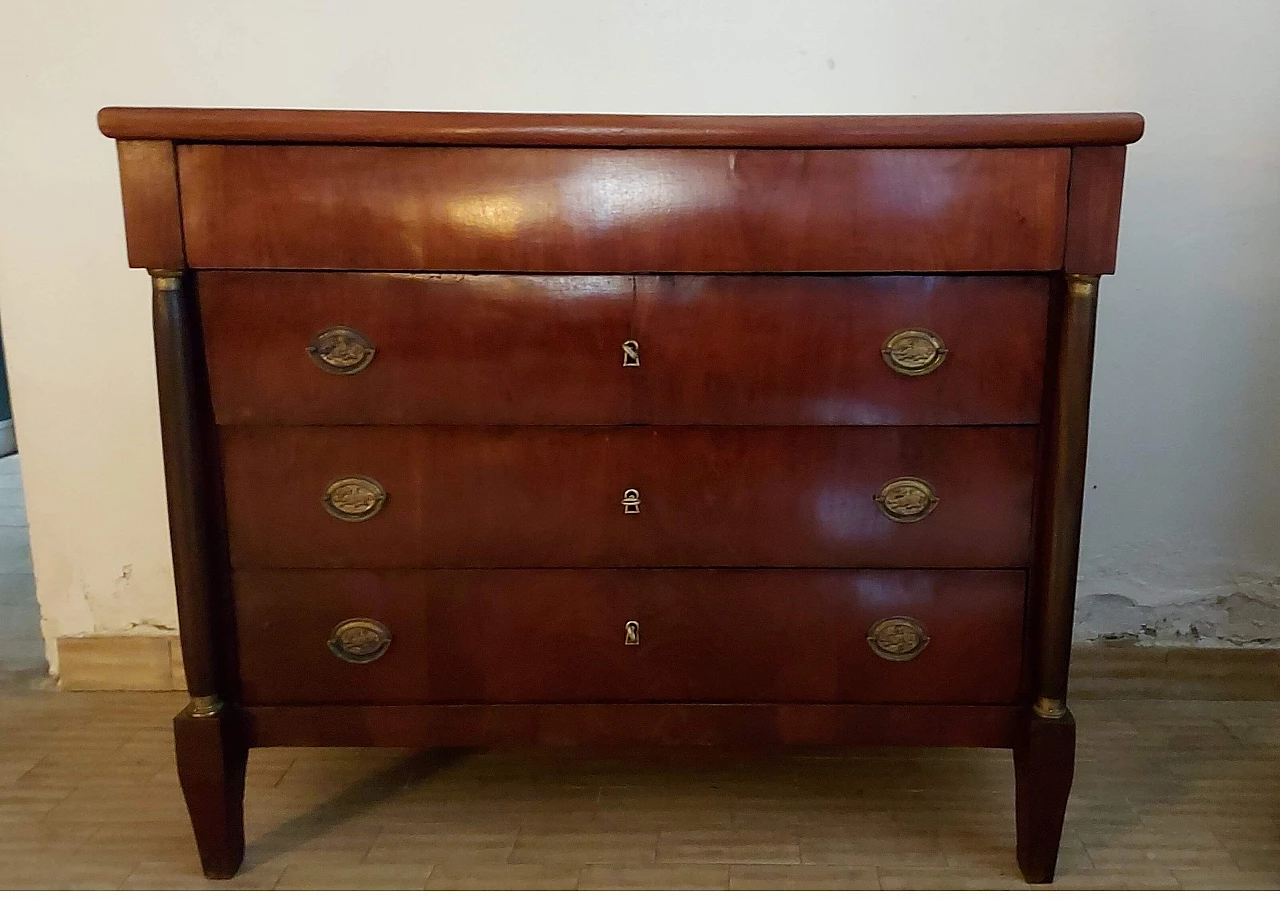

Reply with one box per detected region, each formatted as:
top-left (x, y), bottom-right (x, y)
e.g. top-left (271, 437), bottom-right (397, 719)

top-left (1076, 589), bottom-right (1280, 647)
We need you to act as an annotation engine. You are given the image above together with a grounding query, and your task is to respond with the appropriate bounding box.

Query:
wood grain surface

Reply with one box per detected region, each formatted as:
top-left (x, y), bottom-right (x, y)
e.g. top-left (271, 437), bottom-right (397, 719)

top-left (233, 567), bottom-right (1026, 705)
top-left (178, 145), bottom-right (1069, 271)
top-left (99, 107), bottom-right (1145, 148)
top-left (200, 272), bottom-right (1048, 426)
top-left (220, 425), bottom-right (1038, 569)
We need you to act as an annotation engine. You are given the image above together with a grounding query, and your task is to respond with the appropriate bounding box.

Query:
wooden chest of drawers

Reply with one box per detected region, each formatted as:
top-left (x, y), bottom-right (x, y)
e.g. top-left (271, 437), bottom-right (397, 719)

top-left (100, 107), bottom-right (1142, 882)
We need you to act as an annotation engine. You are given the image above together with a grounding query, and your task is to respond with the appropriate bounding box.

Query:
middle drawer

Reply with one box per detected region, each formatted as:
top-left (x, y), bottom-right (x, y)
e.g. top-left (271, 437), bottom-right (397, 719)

top-left (222, 425), bottom-right (1037, 568)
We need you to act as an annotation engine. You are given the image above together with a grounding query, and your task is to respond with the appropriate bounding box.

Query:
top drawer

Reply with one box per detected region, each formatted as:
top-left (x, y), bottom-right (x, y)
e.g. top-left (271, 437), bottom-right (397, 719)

top-left (199, 272), bottom-right (1049, 426)
top-left (177, 145), bottom-right (1069, 272)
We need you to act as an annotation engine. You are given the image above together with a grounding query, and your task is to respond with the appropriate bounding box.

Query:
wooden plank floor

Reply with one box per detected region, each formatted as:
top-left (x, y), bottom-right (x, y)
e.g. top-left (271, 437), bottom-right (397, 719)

top-left (0, 689), bottom-right (1278, 889)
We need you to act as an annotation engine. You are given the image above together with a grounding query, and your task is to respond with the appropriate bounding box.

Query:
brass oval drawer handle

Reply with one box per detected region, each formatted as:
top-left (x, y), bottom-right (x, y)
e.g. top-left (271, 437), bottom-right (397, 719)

top-left (874, 477), bottom-right (938, 523)
top-left (868, 616), bottom-right (930, 661)
top-left (308, 326), bottom-right (376, 375)
top-left (882, 328), bottom-right (947, 376)
top-left (322, 475), bottom-right (387, 522)
top-left (328, 618), bottom-right (392, 663)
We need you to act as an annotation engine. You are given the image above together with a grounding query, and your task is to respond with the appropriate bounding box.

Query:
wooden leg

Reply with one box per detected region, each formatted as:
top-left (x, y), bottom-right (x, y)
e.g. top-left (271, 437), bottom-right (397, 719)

top-left (1014, 707), bottom-right (1076, 884)
top-left (174, 704), bottom-right (247, 880)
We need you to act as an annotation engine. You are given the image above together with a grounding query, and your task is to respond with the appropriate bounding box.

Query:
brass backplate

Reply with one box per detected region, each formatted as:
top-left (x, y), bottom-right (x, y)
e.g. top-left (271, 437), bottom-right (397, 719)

top-left (322, 475), bottom-right (387, 522)
top-left (308, 326), bottom-right (376, 375)
top-left (328, 618), bottom-right (392, 663)
top-left (882, 328), bottom-right (947, 376)
top-left (874, 477), bottom-right (938, 523)
top-left (867, 616), bottom-right (930, 661)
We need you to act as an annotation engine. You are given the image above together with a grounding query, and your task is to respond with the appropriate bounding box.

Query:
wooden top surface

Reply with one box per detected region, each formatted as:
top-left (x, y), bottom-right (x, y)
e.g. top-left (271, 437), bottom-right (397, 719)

top-left (98, 108), bottom-right (1143, 148)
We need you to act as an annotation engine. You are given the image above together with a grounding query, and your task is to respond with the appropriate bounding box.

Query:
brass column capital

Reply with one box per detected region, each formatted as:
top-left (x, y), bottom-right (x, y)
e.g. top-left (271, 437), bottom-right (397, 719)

top-left (1065, 274), bottom-right (1100, 301)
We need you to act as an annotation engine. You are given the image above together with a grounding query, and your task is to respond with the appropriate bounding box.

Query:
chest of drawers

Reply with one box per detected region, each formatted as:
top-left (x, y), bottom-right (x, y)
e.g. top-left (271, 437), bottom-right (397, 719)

top-left (100, 107), bottom-right (1141, 882)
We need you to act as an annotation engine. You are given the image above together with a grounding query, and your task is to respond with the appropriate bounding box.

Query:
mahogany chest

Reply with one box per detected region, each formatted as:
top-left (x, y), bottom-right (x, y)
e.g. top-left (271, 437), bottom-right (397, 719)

top-left (100, 107), bottom-right (1142, 882)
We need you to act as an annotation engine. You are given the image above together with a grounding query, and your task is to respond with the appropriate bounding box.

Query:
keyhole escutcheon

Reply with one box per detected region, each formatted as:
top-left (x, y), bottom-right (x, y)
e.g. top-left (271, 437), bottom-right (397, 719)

top-left (622, 340), bottom-right (640, 367)
top-left (622, 488), bottom-right (641, 514)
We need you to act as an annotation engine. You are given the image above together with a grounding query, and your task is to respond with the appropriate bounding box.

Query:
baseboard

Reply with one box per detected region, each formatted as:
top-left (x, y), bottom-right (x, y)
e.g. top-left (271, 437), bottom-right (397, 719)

top-left (55, 634), bottom-right (1280, 699)
top-left (1070, 643), bottom-right (1280, 700)
top-left (57, 634), bottom-right (186, 691)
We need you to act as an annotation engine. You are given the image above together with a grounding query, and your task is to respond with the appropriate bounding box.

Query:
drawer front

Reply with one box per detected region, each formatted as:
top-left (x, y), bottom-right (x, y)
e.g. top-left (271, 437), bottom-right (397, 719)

top-left (222, 425), bottom-right (1036, 568)
top-left (635, 276), bottom-right (1048, 425)
top-left (179, 145), bottom-right (1068, 271)
top-left (234, 568), bottom-right (1026, 705)
top-left (200, 272), bottom-right (635, 426)
top-left (201, 272), bottom-right (1046, 427)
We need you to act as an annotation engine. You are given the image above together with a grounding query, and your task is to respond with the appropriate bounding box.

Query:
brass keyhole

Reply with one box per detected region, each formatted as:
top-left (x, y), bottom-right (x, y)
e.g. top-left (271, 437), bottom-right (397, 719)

top-left (624, 621), bottom-right (640, 645)
top-left (622, 340), bottom-right (640, 367)
top-left (621, 488), bottom-right (641, 514)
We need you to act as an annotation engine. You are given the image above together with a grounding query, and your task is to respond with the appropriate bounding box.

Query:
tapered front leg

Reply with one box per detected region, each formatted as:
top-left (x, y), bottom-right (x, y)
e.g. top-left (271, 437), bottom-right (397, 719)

top-left (174, 699), bottom-right (247, 880)
top-left (1013, 706), bottom-right (1076, 884)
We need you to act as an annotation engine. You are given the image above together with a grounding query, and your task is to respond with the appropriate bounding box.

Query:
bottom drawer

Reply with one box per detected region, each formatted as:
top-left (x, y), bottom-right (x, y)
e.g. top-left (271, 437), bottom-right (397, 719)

top-left (234, 569), bottom-right (1026, 705)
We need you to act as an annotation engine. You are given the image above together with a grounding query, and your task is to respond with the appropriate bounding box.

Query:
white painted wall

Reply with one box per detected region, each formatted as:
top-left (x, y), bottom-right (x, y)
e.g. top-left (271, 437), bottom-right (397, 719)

top-left (1, 0), bottom-right (1278, 671)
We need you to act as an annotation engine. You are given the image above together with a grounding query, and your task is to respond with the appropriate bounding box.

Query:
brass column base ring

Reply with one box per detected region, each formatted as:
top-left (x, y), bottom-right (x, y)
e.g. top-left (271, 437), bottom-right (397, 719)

top-left (186, 695), bottom-right (223, 718)
top-left (1033, 697), bottom-right (1068, 719)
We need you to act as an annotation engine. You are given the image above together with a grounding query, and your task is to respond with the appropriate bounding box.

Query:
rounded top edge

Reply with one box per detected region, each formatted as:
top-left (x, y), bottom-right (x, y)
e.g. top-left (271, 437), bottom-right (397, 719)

top-left (98, 107), bottom-right (1145, 148)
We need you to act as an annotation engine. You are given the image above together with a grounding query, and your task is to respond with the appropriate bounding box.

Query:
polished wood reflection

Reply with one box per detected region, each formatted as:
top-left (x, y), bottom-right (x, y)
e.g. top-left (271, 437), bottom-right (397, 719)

top-left (234, 568), bottom-right (1027, 705)
top-left (102, 108), bottom-right (1142, 884)
top-left (220, 425), bottom-right (1037, 569)
top-left (200, 272), bottom-right (635, 425)
top-left (202, 272), bottom-right (1047, 426)
top-left (178, 145), bottom-right (1069, 272)
top-left (100, 107), bottom-right (1145, 148)
top-left (635, 275), bottom-right (1048, 425)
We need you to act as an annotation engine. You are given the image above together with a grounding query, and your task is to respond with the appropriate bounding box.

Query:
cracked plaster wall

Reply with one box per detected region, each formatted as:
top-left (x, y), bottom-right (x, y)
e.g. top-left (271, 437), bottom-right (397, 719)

top-left (1076, 553), bottom-right (1280, 647)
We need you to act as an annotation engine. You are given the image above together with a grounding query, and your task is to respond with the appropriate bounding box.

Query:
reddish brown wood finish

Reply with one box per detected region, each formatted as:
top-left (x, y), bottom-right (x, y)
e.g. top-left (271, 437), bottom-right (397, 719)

top-left (101, 108), bottom-right (1141, 884)
top-left (1015, 710), bottom-right (1077, 883)
top-left (177, 145), bottom-right (1069, 272)
top-left (199, 272), bottom-right (635, 426)
top-left (1063, 147), bottom-right (1128, 274)
top-left (635, 276), bottom-right (1048, 425)
top-left (173, 706), bottom-right (246, 879)
top-left (242, 703), bottom-right (1019, 749)
top-left (220, 425), bottom-right (1037, 569)
top-left (99, 107), bottom-right (1144, 149)
top-left (201, 272), bottom-right (1047, 426)
top-left (234, 568), bottom-right (1026, 705)
top-left (116, 141), bottom-right (184, 269)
